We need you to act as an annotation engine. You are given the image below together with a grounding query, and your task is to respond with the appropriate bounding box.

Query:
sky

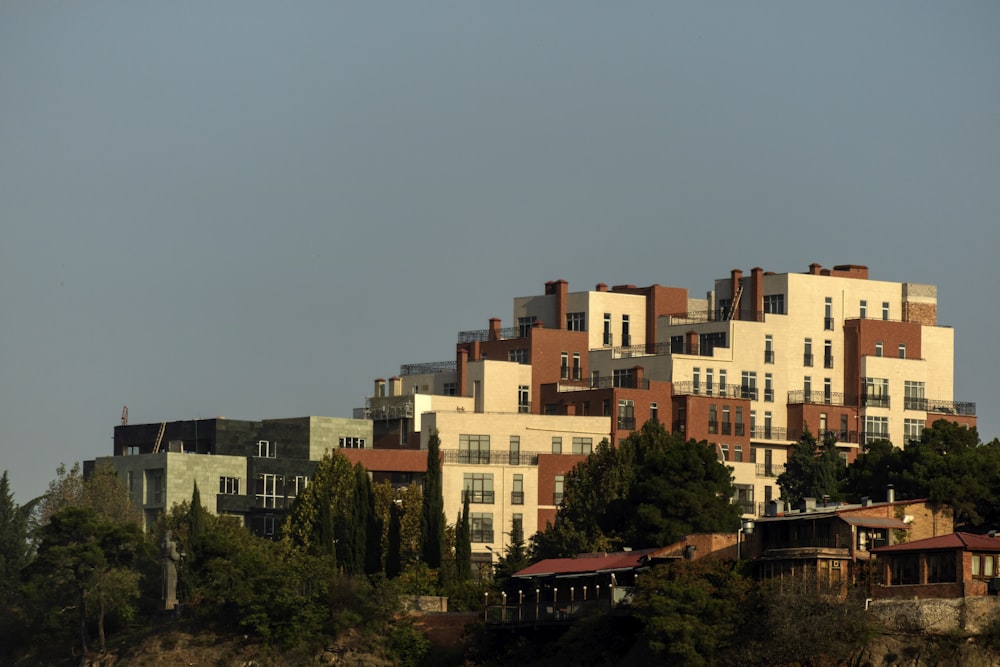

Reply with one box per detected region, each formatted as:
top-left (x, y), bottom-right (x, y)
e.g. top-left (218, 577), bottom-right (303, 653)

top-left (2, 2), bottom-right (998, 505)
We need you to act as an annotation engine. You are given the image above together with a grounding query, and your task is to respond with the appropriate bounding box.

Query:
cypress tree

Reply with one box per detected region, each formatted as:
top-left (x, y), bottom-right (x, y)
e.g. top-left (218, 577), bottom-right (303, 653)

top-left (455, 492), bottom-right (472, 581)
top-left (386, 502), bottom-right (402, 578)
top-left (420, 431), bottom-right (445, 568)
top-left (189, 481), bottom-right (205, 553)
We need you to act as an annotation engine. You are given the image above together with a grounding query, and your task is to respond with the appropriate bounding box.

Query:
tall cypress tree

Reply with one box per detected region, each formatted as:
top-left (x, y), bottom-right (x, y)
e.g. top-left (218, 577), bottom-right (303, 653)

top-left (455, 492), bottom-right (472, 581)
top-left (189, 481), bottom-right (205, 554)
top-left (420, 431), bottom-right (445, 568)
top-left (0, 471), bottom-right (29, 606)
top-left (386, 502), bottom-right (402, 578)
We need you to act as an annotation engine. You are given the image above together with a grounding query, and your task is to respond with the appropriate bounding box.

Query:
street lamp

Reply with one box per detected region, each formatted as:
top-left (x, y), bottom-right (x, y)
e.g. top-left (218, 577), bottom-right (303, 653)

top-left (737, 519), bottom-right (755, 560)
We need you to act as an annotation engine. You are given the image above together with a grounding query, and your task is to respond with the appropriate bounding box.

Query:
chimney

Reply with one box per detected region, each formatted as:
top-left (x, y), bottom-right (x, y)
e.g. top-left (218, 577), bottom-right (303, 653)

top-left (633, 366), bottom-right (644, 388)
top-left (887, 484), bottom-right (895, 504)
top-left (374, 378), bottom-right (386, 397)
top-left (595, 283), bottom-right (608, 292)
top-left (488, 317), bottom-right (502, 341)
top-left (751, 267), bottom-right (764, 322)
top-left (457, 348), bottom-right (468, 398)
top-left (554, 279), bottom-right (568, 330)
top-left (809, 263), bottom-right (823, 275)
top-left (685, 330), bottom-right (699, 356)
top-left (389, 376), bottom-right (402, 397)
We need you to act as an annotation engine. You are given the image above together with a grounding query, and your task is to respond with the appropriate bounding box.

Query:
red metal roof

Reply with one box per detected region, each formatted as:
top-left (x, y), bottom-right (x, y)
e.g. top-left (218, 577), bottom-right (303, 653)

top-left (872, 532), bottom-right (1000, 554)
top-left (512, 548), bottom-right (664, 579)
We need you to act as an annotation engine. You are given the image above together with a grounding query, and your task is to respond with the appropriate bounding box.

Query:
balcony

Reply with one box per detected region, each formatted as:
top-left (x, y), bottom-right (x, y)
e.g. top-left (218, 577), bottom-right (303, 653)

top-left (617, 416), bottom-right (636, 430)
top-left (355, 395), bottom-right (415, 420)
top-left (611, 342), bottom-right (673, 359)
top-left (511, 491), bottom-right (524, 505)
top-left (400, 360), bottom-right (457, 375)
top-left (735, 499), bottom-right (756, 515)
top-left (905, 398), bottom-right (976, 416)
top-left (786, 390), bottom-right (847, 407)
top-left (458, 327), bottom-right (520, 343)
top-left (755, 463), bottom-right (781, 478)
top-left (462, 490), bottom-right (495, 504)
top-left (590, 376), bottom-right (650, 390)
top-left (672, 381), bottom-right (739, 398)
top-left (862, 395), bottom-right (891, 409)
top-left (750, 426), bottom-right (788, 441)
top-left (442, 450), bottom-right (539, 466)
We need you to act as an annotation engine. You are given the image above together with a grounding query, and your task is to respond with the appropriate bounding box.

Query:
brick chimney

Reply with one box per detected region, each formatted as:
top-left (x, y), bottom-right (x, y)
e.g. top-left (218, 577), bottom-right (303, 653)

top-left (751, 267), bottom-right (764, 322)
top-left (488, 317), bottom-right (502, 341)
top-left (686, 330), bottom-right (699, 355)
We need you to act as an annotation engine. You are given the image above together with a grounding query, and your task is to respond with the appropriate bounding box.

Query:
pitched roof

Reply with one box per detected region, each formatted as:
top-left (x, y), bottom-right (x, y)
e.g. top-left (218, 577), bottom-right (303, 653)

top-left (840, 516), bottom-right (909, 529)
top-left (511, 548), bottom-right (665, 579)
top-left (872, 532), bottom-right (1000, 554)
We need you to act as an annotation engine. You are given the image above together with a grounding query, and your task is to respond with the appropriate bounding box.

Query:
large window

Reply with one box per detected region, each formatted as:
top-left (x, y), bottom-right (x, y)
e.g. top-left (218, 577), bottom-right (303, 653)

top-left (470, 513), bottom-right (494, 543)
top-left (339, 436), bottom-right (366, 449)
top-left (256, 473), bottom-right (283, 509)
top-left (256, 440), bottom-right (276, 458)
top-left (518, 316), bottom-right (537, 338)
top-left (864, 416), bottom-right (889, 444)
top-left (459, 434), bottom-right (491, 464)
top-left (613, 368), bottom-right (634, 388)
top-left (863, 378), bottom-right (890, 408)
top-left (617, 400), bottom-right (635, 430)
top-left (741, 371), bottom-right (758, 400)
top-left (219, 476), bottom-right (240, 495)
top-left (763, 294), bottom-right (785, 314)
top-left (463, 473), bottom-right (494, 504)
top-left (511, 474), bottom-right (524, 505)
top-left (904, 381), bottom-right (926, 411)
top-left (572, 437), bottom-right (593, 454)
top-left (508, 349), bottom-right (528, 364)
top-left (566, 312), bottom-right (586, 331)
top-left (904, 419), bottom-right (924, 443)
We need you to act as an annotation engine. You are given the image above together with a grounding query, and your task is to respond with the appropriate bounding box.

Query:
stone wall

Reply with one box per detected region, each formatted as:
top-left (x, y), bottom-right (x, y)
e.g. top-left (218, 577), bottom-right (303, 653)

top-left (869, 596), bottom-right (1000, 634)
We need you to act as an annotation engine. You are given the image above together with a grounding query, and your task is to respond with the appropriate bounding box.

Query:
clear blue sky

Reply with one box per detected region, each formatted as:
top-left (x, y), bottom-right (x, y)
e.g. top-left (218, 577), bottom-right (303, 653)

top-left (2, 2), bottom-right (998, 505)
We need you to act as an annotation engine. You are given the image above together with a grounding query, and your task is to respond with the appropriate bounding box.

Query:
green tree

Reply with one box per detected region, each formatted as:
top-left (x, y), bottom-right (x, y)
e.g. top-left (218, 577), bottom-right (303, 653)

top-left (492, 517), bottom-right (529, 586)
top-left (0, 471), bottom-right (30, 604)
top-left (420, 431), bottom-right (445, 569)
top-left (841, 438), bottom-right (901, 503)
top-left (286, 451), bottom-right (356, 563)
top-left (777, 429), bottom-right (846, 505)
top-left (189, 480), bottom-right (205, 551)
top-left (455, 492), bottom-right (471, 582)
top-left (533, 421), bottom-right (741, 559)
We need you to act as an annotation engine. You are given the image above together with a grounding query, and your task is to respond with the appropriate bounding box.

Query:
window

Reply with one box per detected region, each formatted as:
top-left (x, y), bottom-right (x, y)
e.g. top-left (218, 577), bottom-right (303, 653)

top-left (804, 338), bottom-right (814, 367)
top-left (764, 373), bottom-right (774, 402)
top-left (560, 352), bottom-right (569, 379)
top-left (443, 382), bottom-right (457, 395)
top-left (512, 513), bottom-right (523, 537)
top-left (875, 341), bottom-right (883, 357)
top-left (973, 554), bottom-right (997, 579)
top-left (554, 476), bottom-right (565, 505)
top-left (518, 385), bottom-right (530, 413)
top-left (840, 414), bottom-right (849, 440)
top-left (463, 473), bottom-right (495, 504)
top-left (572, 437), bottom-right (593, 454)
top-left (621, 314), bottom-right (631, 346)
top-left (734, 484), bottom-right (754, 514)
top-left (617, 400), bottom-right (635, 430)
top-left (509, 436), bottom-right (521, 465)
top-left (508, 349), bottom-right (528, 364)
top-left (734, 444), bottom-right (743, 463)
top-left (898, 344), bottom-right (906, 359)
top-left (511, 475), bottom-right (524, 505)
top-left (219, 476), bottom-right (240, 495)
top-left (339, 436), bottom-right (366, 449)
top-left (722, 406), bottom-right (731, 435)
top-left (256, 440), bottom-right (276, 458)
top-left (518, 316), bottom-right (536, 338)
top-left (763, 294), bottom-right (785, 314)
top-left (701, 331), bottom-right (727, 355)
top-left (612, 368), bottom-right (634, 388)
top-left (566, 312), bottom-right (586, 331)
top-left (709, 405), bottom-right (718, 434)
top-left (263, 514), bottom-right (276, 537)
top-left (145, 469), bottom-right (164, 505)
top-left (572, 353), bottom-right (581, 380)
top-left (904, 381), bottom-right (926, 410)
top-left (719, 369), bottom-right (727, 397)
top-left (288, 475), bottom-right (308, 499)
top-left (735, 407), bottom-right (745, 436)
top-left (864, 416), bottom-right (889, 444)
top-left (804, 376), bottom-right (812, 402)
top-left (882, 302), bottom-right (890, 320)
top-left (860, 300), bottom-right (867, 319)
top-left (819, 413), bottom-right (828, 436)
top-left (824, 340), bottom-right (834, 368)
top-left (824, 378), bottom-right (832, 404)
top-left (863, 378), bottom-right (890, 408)
top-left (470, 513), bottom-right (494, 543)
top-left (650, 402), bottom-right (659, 423)
top-left (127, 471), bottom-right (136, 499)
top-left (720, 443), bottom-right (729, 461)
top-left (603, 398), bottom-right (612, 416)
top-left (763, 411), bottom-right (773, 439)
top-left (603, 313), bottom-right (612, 346)
top-left (551, 437), bottom-right (562, 454)
top-left (256, 473), bottom-right (283, 509)
top-left (670, 334), bottom-right (684, 353)
top-left (741, 371), bottom-right (758, 400)
top-left (126, 445), bottom-right (140, 455)
top-left (764, 335), bottom-right (774, 364)
top-left (459, 434), bottom-right (491, 464)
top-left (824, 297), bottom-right (834, 330)
top-left (904, 419), bottom-right (923, 443)
top-left (693, 367), bottom-right (701, 394)
top-left (706, 368), bottom-right (714, 396)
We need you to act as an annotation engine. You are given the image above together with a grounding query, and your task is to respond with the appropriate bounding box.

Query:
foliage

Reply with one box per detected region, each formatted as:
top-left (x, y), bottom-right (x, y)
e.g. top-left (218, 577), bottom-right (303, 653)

top-left (455, 492), bottom-right (472, 582)
top-left (421, 430), bottom-right (446, 569)
top-left (630, 559), bottom-right (750, 666)
top-left (532, 421), bottom-right (741, 558)
top-left (285, 450), bottom-right (356, 564)
top-left (777, 429), bottom-right (846, 504)
top-left (492, 516), bottom-right (529, 586)
top-left (387, 619), bottom-right (431, 667)
top-left (0, 471), bottom-right (30, 603)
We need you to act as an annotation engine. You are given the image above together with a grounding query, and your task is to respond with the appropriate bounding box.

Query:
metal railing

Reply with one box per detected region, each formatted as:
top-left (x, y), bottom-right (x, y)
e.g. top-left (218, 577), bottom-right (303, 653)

top-left (756, 463), bottom-right (782, 478)
top-left (611, 342), bottom-right (673, 359)
top-left (617, 416), bottom-right (636, 430)
top-left (750, 426), bottom-right (788, 441)
top-left (441, 450), bottom-right (539, 466)
top-left (458, 327), bottom-right (520, 343)
top-left (400, 360), bottom-right (457, 375)
top-left (354, 396), bottom-right (415, 420)
top-left (462, 490), bottom-right (495, 504)
top-left (589, 376), bottom-right (650, 390)
top-left (511, 491), bottom-right (524, 505)
top-left (786, 390), bottom-right (848, 407)
top-left (862, 395), bottom-right (891, 408)
top-left (905, 398), bottom-right (976, 415)
top-left (735, 499), bottom-right (756, 515)
top-left (824, 356), bottom-right (835, 369)
top-left (671, 381), bottom-right (740, 398)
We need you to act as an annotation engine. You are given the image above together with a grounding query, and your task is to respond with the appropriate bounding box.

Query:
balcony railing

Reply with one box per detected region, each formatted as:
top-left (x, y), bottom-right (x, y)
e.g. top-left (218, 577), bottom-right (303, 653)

top-left (672, 381), bottom-right (739, 398)
top-left (355, 395), bottom-right (415, 420)
top-left (511, 491), bottom-right (524, 505)
top-left (458, 327), bottom-right (520, 343)
top-left (750, 426), bottom-right (788, 441)
top-left (518, 402), bottom-right (532, 414)
top-left (735, 499), bottom-right (756, 515)
top-left (589, 376), bottom-right (650, 390)
top-left (462, 490), bottom-right (495, 504)
top-left (721, 422), bottom-right (732, 436)
top-left (611, 342), bottom-right (673, 359)
top-left (442, 450), bottom-right (539, 466)
top-left (905, 398), bottom-right (976, 416)
top-left (786, 390), bottom-right (848, 407)
top-left (400, 360), bottom-right (457, 375)
top-left (824, 356), bottom-right (835, 369)
top-left (708, 420), bottom-right (718, 434)
top-left (824, 317), bottom-right (835, 330)
top-left (803, 353), bottom-right (814, 367)
top-left (755, 463), bottom-right (782, 478)
top-left (617, 416), bottom-right (636, 430)
top-left (862, 395), bottom-right (891, 408)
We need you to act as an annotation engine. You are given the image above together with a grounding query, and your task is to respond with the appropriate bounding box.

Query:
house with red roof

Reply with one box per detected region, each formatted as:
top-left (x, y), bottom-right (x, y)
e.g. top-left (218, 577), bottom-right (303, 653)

top-left (871, 532), bottom-right (1000, 599)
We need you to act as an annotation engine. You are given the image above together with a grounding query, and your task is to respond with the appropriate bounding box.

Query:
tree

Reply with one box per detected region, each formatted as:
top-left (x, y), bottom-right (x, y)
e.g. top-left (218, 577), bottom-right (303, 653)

top-left (533, 421), bottom-right (742, 559)
top-left (286, 451), bottom-right (356, 563)
top-left (841, 438), bottom-right (901, 503)
top-left (492, 517), bottom-right (529, 586)
top-left (420, 431), bottom-right (445, 569)
top-left (0, 471), bottom-right (30, 604)
top-left (777, 429), bottom-right (845, 505)
top-left (190, 480), bottom-right (206, 551)
top-left (454, 492), bottom-right (471, 582)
